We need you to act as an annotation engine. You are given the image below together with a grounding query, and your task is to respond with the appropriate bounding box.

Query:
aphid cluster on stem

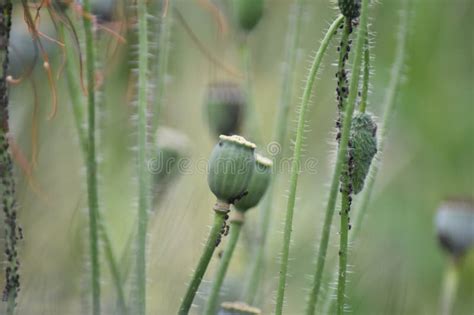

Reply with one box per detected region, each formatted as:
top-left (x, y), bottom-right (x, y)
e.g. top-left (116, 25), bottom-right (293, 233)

top-left (338, 0), bottom-right (361, 20)
top-left (335, 18), bottom-right (359, 141)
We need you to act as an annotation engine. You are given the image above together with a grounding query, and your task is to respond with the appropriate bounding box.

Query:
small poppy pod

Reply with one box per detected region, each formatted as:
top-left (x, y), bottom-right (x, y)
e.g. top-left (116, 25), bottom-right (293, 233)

top-left (435, 198), bottom-right (474, 258)
top-left (153, 127), bottom-right (189, 186)
top-left (234, 154), bottom-right (272, 212)
top-left (348, 112), bottom-right (377, 194)
top-left (338, 0), bottom-right (361, 19)
top-left (208, 135), bottom-right (256, 204)
top-left (233, 0), bottom-right (264, 32)
top-left (205, 82), bottom-right (246, 137)
top-left (218, 301), bottom-right (261, 315)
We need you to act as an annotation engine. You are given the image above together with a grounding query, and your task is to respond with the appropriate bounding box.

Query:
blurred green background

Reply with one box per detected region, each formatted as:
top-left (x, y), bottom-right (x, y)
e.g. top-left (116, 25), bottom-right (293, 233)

top-left (3, 0), bottom-right (473, 314)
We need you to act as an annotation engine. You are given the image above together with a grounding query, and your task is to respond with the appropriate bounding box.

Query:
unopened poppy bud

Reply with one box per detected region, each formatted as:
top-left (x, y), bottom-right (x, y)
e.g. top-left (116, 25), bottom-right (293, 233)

top-left (233, 0), bottom-right (264, 32)
top-left (53, 0), bottom-right (71, 11)
top-left (347, 112), bottom-right (377, 194)
top-left (338, 0), bottom-right (361, 19)
top-left (208, 135), bottom-right (256, 204)
top-left (218, 301), bottom-right (261, 315)
top-left (205, 82), bottom-right (246, 138)
top-left (435, 198), bottom-right (474, 258)
top-left (234, 154), bottom-right (272, 212)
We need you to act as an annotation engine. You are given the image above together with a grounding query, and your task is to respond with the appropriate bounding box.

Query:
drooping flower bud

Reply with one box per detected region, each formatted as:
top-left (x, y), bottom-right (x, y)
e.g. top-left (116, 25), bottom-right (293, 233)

top-left (435, 198), bottom-right (474, 258)
top-left (218, 301), bottom-right (261, 315)
top-left (208, 135), bottom-right (256, 204)
top-left (205, 82), bottom-right (246, 138)
top-left (234, 154), bottom-right (272, 212)
top-left (53, 0), bottom-right (71, 11)
top-left (338, 0), bottom-right (361, 19)
top-left (233, 0), bottom-right (264, 32)
top-left (347, 112), bottom-right (377, 195)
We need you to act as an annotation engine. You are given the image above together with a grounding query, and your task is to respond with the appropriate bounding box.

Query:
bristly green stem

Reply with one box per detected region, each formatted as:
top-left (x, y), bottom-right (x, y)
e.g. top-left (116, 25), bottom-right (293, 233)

top-left (179, 211), bottom-right (228, 315)
top-left (82, 0), bottom-right (101, 313)
top-left (60, 21), bottom-right (128, 315)
top-left (359, 26), bottom-right (370, 113)
top-left (307, 1), bottom-right (370, 313)
top-left (321, 4), bottom-right (409, 313)
top-left (152, 0), bottom-right (173, 133)
top-left (274, 15), bottom-right (344, 315)
top-left (337, 174), bottom-right (352, 315)
top-left (243, 0), bottom-right (304, 304)
top-left (136, 1), bottom-right (151, 314)
top-left (305, 17), bottom-right (352, 315)
top-left (204, 219), bottom-right (243, 315)
top-left (335, 0), bottom-right (370, 313)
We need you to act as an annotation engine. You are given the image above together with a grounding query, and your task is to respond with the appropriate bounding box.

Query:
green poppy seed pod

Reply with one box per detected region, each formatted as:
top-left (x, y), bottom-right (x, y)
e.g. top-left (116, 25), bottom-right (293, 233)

top-left (234, 154), bottom-right (272, 212)
top-left (153, 127), bottom-right (189, 187)
top-left (349, 112), bottom-right (378, 194)
top-left (435, 198), bottom-right (474, 258)
top-left (218, 301), bottom-right (261, 315)
top-left (205, 82), bottom-right (246, 137)
top-left (233, 0), bottom-right (264, 32)
top-left (208, 135), bottom-right (256, 204)
top-left (338, 0), bottom-right (361, 19)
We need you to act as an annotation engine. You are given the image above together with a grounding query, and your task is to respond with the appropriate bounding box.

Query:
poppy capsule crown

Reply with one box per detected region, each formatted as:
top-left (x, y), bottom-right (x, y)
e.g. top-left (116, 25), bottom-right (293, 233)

top-left (347, 112), bottom-right (378, 195)
top-left (233, 0), bottom-right (264, 32)
top-left (208, 135), bottom-right (256, 204)
top-left (338, 0), bottom-right (361, 19)
top-left (234, 154), bottom-right (272, 212)
top-left (435, 198), bottom-right (474, 258)
top-left (205, 82), bottom-right (246, 138)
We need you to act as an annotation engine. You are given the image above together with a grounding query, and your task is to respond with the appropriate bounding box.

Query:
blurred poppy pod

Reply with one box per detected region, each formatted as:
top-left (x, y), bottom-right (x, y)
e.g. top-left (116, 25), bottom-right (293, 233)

top-left (347, 112), bottom-right (377, 195)
top-left (205, 82), bottom-right (246, 138)
top-left (90, 0), bottom-right (117, 23)
top-left (435, 198), bottom-right (474, 258)
top-left (218, 301), bottom-right (261, 315)
top-left (233, 0), bottom-right (264, 32)
top-left (338, 0), bottom-right (361, 19)
top-left (153, 127), bottom-right (190, 191)
top-left (234, 153), bottom-right (272, 212)
top-left (208, 135), bottom-right (256, 204)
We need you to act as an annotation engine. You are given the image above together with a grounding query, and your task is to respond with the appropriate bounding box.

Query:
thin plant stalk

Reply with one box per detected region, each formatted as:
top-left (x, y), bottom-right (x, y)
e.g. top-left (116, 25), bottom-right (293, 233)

top-left (204, 218), bottom-right (244, 315)
top-left (305, 18), bottom-right (353, 315)
top-left (240, 38), bottom-right (261, 144)
top-left (178, 211), bottom-right (228, 315)
top-left (82, 0), bottom-right (101, 313)
top-left (152, 0), bottom-right (173, 133)
top-left (274, 15), bottom-right (344, 315)
top-left (60, 21), bottom-right (128, 315)
top-left (359, 35), bottom-right (370, 113)
top-left (335, 0), bottom-right (370, 313)
top-left (440, 259), bottom-right (459, 315)
top-left (0, 2), bottom-right (20, 314)
top-left (243, 1), bottom-right (304, 303)
top-left (321, 5), bottom-right (409, 312)
top-left (135, 0), bottom-right (151, 314)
